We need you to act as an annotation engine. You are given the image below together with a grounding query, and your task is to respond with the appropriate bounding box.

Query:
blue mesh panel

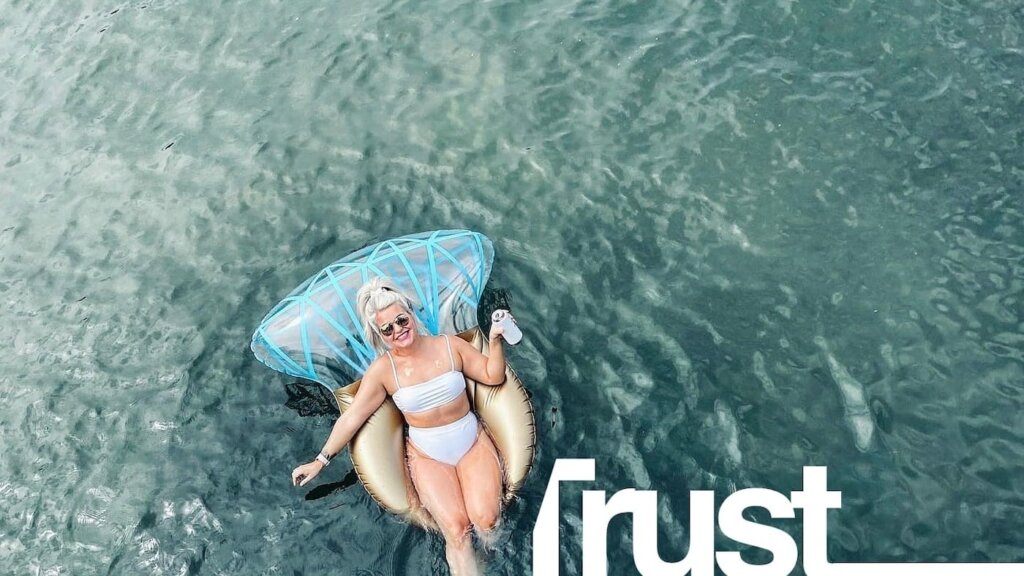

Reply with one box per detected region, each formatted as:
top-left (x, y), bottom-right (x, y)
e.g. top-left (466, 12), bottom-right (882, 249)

top-left (251, 230), bottom-right (494, 388)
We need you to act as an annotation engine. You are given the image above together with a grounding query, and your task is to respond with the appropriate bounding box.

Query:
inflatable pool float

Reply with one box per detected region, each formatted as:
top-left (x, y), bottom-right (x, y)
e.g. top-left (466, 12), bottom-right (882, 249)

top-left (250, 230), bottom-right (536, 528)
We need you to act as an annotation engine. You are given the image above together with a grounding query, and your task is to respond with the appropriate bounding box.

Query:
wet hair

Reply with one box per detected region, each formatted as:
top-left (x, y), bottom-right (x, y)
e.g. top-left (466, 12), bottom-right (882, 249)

top-left (355, 276), bottom-right (422, 354)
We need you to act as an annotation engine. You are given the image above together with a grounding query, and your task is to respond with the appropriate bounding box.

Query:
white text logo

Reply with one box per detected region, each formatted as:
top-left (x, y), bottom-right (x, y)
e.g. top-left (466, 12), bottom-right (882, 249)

top-left (533, 459), bottom-right (1023, 575)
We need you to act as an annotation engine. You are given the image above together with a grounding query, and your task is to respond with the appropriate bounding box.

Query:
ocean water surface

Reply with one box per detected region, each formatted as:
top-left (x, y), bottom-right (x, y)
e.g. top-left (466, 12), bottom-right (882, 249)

top-left (1, 0), bottom-right (1022, 574)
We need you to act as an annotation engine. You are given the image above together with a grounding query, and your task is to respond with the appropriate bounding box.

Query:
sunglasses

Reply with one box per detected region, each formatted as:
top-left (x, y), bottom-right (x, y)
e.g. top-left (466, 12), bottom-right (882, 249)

top-left (378, 314), bottom-right (411, 337)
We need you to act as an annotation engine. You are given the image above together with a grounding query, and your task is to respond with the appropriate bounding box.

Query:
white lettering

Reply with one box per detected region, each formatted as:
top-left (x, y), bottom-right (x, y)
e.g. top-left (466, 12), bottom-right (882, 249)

top-left (533, 459), bottom-right (595, 576)
top-left (717, 489), bottom-right (797, 576)
top-left (582, 489), bottom-right (716, 576)
top-left (533, 461), bottom-right (1024, 576)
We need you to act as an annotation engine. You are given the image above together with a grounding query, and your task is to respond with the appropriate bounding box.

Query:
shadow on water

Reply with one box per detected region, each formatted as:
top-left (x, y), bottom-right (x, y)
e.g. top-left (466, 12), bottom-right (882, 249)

top-left (304, 469), bottom-right (360, 502)
top-left (284, 380), bottom-right (340, 417)
top-left (478, 285), bottom-right (514, 331)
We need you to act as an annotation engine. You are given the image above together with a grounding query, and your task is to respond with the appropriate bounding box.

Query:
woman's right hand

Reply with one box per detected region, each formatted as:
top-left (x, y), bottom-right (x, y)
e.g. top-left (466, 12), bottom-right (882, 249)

top-left (291, 461), bottom-right (324, 487)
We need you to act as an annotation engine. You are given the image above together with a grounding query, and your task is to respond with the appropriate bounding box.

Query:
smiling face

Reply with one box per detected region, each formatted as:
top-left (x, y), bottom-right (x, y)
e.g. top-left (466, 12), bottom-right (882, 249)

top-left (375, 304), bottom-right (417, 349)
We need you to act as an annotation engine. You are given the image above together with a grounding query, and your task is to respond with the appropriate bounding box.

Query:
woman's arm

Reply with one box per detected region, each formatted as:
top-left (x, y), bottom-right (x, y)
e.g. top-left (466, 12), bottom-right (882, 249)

top-left (292, 370), bottom-right (387, 486)
top-left (319, 375), bottom-right (387, 456)
top-left (454, 325), bottom-right (508, 386)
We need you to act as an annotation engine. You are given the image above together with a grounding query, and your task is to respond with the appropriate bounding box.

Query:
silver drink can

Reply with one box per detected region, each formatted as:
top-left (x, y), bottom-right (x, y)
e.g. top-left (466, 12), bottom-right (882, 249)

top-left (490, 309), bottom-right (522, 345)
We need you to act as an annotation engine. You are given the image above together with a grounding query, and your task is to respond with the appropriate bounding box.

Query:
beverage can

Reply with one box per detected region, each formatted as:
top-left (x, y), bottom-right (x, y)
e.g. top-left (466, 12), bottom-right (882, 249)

top-left (490, 309), bottom-right (522, 345)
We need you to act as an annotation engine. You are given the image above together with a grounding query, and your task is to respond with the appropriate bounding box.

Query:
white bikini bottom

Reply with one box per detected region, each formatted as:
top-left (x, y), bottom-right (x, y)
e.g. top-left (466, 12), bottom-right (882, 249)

top-left (408, 411), bottom-right (479, 466)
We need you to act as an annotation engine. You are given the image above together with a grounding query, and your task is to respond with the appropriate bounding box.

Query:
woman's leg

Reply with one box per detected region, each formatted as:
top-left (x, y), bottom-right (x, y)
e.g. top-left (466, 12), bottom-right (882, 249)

top-left (456, 427), bottom-right (503, 541)
top-left (406, 440), bottom-right (480, 576)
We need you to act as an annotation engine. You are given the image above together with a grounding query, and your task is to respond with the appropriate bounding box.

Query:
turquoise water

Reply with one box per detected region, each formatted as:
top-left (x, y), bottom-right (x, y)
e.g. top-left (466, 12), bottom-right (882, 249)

top-left (1, 0), bottom-right (1022, 574)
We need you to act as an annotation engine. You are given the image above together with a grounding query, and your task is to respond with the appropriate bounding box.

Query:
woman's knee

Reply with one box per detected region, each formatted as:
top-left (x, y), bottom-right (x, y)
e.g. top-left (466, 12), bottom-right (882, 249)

top-left (468, 503), bottom-right (499, 532)
top-left (440, 514), bottom-right (473, 546)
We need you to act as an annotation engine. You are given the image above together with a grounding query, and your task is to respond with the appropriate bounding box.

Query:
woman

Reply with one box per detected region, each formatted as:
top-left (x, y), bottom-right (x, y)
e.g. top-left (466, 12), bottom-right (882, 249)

top-left (290, 276), bottom-right (508, 576)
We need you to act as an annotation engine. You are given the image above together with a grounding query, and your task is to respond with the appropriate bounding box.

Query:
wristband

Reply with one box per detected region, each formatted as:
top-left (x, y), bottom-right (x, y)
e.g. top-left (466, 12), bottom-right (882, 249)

top-left (316, 452), bottom-right (331, 466)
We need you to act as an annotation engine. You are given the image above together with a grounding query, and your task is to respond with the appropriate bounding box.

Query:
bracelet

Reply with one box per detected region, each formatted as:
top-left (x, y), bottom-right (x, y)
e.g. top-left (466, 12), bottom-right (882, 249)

top-left (315, 452), bottom-right (331, 467)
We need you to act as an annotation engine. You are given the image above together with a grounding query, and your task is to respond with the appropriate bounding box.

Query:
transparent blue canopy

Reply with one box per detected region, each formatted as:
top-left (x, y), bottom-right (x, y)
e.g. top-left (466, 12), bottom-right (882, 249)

top-left (251, 230), bottom-right (494, 388)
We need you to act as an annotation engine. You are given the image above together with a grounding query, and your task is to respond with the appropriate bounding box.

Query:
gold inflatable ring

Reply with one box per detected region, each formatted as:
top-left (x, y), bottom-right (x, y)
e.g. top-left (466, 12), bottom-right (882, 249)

top-left (333, 327), bottom-right (535, 529)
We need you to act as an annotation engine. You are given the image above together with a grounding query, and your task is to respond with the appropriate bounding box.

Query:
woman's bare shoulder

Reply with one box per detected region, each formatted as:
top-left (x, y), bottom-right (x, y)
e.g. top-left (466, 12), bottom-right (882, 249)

top-left (362, 355), bottom-right (392, 386)
top-left (447, 332), bottom-right (477, 354)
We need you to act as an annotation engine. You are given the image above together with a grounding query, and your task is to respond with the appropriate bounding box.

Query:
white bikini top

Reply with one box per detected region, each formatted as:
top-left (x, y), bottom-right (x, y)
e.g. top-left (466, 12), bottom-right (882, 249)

top-left (388, 335), bottom-right (467, 414)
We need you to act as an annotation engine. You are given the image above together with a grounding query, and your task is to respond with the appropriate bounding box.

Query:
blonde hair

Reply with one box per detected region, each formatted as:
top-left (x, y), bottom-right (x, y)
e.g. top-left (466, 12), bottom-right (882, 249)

top-left (355, 277), bottom-right (422, 354)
